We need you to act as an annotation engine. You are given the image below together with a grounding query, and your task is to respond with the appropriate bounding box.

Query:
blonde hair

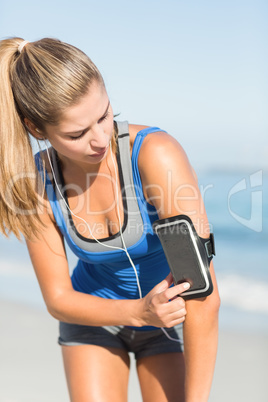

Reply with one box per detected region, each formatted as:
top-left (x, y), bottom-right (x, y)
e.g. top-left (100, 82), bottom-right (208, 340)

top-left (0, 37), bottom-right (111, 240)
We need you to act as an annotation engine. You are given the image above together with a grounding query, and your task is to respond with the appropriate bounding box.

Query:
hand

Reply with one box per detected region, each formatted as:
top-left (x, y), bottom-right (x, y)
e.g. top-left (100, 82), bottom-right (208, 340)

top-left (138, 273), bottom-right (190, 328)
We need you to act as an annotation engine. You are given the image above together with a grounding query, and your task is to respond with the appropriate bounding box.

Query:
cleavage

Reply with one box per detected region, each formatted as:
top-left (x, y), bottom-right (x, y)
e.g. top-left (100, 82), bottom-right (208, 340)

top-left (65, 168), bottom-right (125, 240)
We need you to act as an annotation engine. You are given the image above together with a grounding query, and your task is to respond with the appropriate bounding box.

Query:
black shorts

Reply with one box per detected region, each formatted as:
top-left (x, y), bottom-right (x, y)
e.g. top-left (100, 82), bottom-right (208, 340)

top-left (58, 322), bottom-right (184, 360)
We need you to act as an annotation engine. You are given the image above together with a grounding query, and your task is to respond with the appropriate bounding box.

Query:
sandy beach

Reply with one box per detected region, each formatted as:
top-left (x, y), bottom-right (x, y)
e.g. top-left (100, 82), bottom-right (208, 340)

top-left (0, 298), bottom-right (267, 402)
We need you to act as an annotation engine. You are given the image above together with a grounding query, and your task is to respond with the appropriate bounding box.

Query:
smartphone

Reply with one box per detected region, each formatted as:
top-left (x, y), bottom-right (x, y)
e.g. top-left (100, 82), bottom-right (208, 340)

top-left (153, 215), bottom-right (213, 300)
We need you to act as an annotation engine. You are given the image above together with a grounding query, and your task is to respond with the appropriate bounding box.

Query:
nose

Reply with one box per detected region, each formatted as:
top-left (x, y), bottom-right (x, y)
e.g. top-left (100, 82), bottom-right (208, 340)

top-left (90, 124), bottom-right (110, 151)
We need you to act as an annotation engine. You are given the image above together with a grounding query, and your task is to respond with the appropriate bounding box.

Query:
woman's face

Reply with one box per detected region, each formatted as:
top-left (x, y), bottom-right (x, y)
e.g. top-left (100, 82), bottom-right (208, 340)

top-left (43, 81), bottom-right (114, 167)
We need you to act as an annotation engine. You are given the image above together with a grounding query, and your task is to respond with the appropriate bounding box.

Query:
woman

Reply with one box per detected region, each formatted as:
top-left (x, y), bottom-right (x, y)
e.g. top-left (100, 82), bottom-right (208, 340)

top-left (0, 37), bottom-right (220, 402)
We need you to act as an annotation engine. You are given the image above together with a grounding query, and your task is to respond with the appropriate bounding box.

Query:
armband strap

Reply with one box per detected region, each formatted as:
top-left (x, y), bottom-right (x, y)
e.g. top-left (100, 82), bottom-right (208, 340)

top-left (200, 233), bottom-right (216, 264)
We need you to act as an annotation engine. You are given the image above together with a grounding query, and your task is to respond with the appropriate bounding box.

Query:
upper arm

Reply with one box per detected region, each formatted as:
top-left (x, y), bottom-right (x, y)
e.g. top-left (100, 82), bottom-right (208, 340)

top-left (26, 198), bottom-right (73, 312)
top-left (139, 131), bottom-right (220, 307)
top-left (138, 131), bottom-right (210, 237)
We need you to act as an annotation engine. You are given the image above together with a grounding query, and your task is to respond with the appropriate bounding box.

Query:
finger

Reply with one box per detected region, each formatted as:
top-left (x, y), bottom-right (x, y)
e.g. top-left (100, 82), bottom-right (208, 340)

top-left (164, 282), bottom-right (190, 301)
top-left (165, 272), bottom-right (174, 285)
top-left (161, 307), bottom-right (187, 327)
top-left (164, 316), bottom-right (186, 328)
top-left (162, 297), bottom-right (186, 317)
top-left (151, 272), bottom-right (174, 295)
top-left (171, 296), bottom-right (186, 310)
top-left (164, 314), bottom-right (186, 328)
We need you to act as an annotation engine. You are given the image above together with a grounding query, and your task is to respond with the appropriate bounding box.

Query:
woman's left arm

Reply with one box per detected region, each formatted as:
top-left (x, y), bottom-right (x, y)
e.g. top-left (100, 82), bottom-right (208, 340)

top-left (138, 131), bottom-right (220, 402)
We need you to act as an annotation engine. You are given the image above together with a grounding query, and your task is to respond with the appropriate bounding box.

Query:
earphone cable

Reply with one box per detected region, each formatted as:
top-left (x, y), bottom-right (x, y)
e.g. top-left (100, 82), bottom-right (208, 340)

top-left (44, 140), bottom-right (181, 343)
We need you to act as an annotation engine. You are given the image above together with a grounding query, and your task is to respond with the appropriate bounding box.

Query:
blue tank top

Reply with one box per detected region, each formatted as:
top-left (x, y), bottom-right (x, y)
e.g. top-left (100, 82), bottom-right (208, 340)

top-left (35, 122), bottom-right (170, 304)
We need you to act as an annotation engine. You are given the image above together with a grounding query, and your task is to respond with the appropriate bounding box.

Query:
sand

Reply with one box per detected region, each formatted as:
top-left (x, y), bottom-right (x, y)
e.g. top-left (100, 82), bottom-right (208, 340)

top-left (0, 298), bottom-right (267, 402)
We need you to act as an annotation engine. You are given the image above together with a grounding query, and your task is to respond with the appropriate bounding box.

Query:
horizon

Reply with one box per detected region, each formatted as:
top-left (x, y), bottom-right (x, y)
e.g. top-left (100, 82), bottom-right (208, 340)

top-left (1, 0), bottom-right (267, 172)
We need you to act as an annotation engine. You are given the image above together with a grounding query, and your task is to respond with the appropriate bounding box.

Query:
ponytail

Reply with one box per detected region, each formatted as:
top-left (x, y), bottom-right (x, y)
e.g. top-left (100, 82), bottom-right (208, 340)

top-left (0, 37), bottom-right (105, 240)
top-left (0, 38), bottom-right (44, 240)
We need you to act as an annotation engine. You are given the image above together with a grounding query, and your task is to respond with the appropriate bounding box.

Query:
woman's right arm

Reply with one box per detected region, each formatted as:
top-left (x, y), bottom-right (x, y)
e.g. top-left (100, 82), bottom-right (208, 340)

top-left (26, 201), bottom-right (188, 328)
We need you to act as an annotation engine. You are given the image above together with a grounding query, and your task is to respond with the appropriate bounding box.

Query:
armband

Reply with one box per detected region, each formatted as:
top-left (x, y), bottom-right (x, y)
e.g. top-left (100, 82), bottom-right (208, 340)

top-left (153, 214), bottom-right (215, 300)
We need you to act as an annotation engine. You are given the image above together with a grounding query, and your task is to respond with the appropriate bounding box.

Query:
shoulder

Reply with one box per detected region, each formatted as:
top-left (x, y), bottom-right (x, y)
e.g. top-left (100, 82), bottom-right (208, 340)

top-left (127, 123), bottom-right (195, 181)
top-left (137, 129), bottom-right (199, 205)
top-left (128, 123), bottom-right (148, 148)
top-left (128, 124), bottom-right (180, 157)
top-left (138, 129), bottom-right (192, 178)
top-left (127, 123), bottom-right (194, 180)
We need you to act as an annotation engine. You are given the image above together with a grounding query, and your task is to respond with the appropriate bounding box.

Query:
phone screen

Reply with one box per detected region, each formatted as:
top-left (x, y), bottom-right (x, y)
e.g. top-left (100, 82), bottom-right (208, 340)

top-left (156, 221), bottom-right (207, 291)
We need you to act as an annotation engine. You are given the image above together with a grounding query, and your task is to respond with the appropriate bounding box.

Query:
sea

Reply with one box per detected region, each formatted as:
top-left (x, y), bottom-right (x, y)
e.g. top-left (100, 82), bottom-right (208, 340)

top-left (0, 169), bottom-right (267, 334)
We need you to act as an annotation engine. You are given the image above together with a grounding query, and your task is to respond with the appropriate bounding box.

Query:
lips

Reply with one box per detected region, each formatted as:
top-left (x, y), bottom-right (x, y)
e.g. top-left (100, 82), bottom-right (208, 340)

top-left (90, 147), bottom-right (108, 157)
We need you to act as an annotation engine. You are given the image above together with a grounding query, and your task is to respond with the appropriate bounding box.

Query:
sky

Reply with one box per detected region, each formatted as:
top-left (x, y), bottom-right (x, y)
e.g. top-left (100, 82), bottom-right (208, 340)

top-left (0, 0), bottom-right (267, 173)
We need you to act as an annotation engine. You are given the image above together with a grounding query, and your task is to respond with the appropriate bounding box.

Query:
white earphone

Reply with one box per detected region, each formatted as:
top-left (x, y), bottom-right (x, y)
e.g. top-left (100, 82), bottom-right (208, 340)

top-left (44, 139), bottom-right (181, 343)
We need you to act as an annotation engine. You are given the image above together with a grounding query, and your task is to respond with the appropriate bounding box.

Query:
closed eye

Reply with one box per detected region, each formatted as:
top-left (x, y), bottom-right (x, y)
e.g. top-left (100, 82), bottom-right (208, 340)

top-left (69, 101), bottom-right (110, 140)
top-left (98, 107), bottom-right (110, 124)
top-left (69, 130), bottom-right (86, 141)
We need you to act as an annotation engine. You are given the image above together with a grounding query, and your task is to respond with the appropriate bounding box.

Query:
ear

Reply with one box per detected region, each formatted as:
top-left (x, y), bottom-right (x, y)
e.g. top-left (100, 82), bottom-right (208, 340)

top-left (24, 118), bottom-right (44, 140)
